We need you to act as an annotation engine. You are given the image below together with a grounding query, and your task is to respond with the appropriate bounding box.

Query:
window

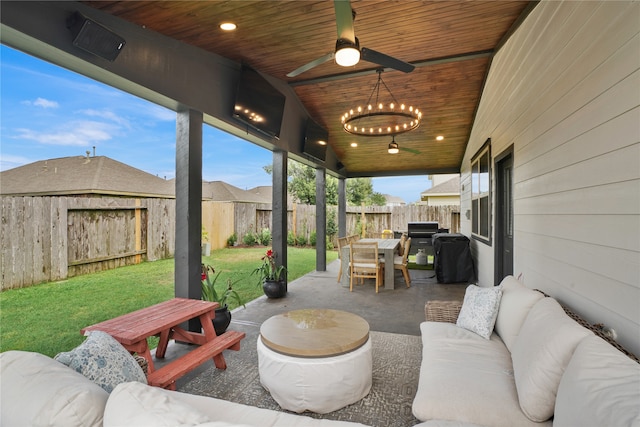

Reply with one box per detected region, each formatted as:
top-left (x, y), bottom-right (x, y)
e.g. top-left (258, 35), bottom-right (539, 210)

top-left (471, 139), bottom-right (491, 244)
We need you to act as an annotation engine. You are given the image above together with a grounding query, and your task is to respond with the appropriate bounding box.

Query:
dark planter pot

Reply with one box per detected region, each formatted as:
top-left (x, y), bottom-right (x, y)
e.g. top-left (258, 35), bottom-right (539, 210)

top-left (263, 280), bottom-right (286, 298)
top-left (212, 305), bottom-right (232, 335)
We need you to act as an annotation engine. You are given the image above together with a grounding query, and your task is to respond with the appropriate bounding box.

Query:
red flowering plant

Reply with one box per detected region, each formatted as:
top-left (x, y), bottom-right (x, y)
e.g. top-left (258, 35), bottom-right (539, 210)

top-left (201, 264), bottom-right (246, 308)
top-left (252, 249), bottom-right (287, 286)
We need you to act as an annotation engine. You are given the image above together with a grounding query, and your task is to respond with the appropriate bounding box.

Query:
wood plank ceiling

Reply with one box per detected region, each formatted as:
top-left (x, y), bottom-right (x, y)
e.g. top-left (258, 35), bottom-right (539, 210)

top-left (83, 0), bottom-right (534, 177)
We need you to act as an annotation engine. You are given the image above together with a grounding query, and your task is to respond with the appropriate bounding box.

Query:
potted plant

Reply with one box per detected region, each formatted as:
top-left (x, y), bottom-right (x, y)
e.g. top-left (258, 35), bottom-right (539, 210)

top-left (201, 264), bottom-right (246, 334)
top-left (252, 249), bottom-right (287, 298)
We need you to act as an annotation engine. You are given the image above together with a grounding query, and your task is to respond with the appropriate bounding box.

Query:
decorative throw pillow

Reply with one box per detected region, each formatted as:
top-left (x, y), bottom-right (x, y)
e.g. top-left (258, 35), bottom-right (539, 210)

top-left (456, 284), bottom-right (503, 339)
top-left (55, 330), bottom-right (147, 393)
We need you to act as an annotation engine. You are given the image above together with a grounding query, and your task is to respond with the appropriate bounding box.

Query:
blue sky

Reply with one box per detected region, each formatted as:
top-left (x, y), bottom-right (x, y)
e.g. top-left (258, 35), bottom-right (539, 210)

top-left (0, 45), bottom-right (431, 202)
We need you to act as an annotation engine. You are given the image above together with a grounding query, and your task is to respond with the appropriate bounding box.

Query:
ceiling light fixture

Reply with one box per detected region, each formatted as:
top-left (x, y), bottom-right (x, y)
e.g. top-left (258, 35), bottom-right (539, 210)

top-left (335, 38), bottom-right (360, 67)
top-left (388, 137), bottom-right (399, 154)
top-left (341, 69), bottom-right (421, 137)
top-left (219, 22), bottom-right (237, 31)
top-left (436, 135), bottom-right (444, 141)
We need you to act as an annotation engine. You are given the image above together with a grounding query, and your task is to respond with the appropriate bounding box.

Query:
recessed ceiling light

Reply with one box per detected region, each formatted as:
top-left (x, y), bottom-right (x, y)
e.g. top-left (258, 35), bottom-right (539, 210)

top-left (350, 142), bottom-right (358, 148)
top-left (220, 22), bottom-right (237, 31)
top-left (436, 135), bottom-right (444, 141)
top-left (318, 140), bottom-right (327, 146)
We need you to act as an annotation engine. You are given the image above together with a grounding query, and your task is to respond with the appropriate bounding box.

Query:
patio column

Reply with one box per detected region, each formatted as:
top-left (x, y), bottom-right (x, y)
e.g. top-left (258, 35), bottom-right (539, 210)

top-left (338, 177), bottom-right (347, 237)
top-left (315, 167), bottom-right (326, 271)
top-left (272, 150), bottom-right (288, 290)
top-left (174, 108), bottom-right (203, 311)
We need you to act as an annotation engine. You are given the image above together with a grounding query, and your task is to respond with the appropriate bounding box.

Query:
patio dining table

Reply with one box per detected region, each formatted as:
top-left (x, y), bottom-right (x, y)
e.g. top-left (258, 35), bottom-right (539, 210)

top-left (340, 238), bottom-right (401, 291)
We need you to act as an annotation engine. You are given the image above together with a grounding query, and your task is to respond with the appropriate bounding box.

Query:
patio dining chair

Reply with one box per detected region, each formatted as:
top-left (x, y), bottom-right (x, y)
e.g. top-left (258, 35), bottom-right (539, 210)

top-left (349, 242), bottom-right (383, 293)
top-left (394, 237), bottom-right (412, 287)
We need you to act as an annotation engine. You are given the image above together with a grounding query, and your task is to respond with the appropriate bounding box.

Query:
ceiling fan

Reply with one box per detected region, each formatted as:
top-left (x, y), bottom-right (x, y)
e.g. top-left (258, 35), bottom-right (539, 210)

top-left (286, 0), bottom-right (415, 78)
top-left (388, 135), bottom-right (420, 155)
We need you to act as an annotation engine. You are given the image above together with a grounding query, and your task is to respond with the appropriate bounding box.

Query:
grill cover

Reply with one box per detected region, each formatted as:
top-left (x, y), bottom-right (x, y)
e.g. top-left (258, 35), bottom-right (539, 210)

top-left (432, 233), bottom-right (475, 284)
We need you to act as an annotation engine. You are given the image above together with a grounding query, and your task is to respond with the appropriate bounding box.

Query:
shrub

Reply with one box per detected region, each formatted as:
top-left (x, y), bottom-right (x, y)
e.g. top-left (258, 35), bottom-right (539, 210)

top-left (309, 231), bottom-right (317, 246)
top-left (226, 232), bottom-right (237, 247)
top-left (259, 228), bottom-right (271, 246)
top-left (296, 234), bottom-right (307, 246)
top-left (287, 231), bottom-right (296, 246)
top-left (243, 231), bottom-right (258, 246)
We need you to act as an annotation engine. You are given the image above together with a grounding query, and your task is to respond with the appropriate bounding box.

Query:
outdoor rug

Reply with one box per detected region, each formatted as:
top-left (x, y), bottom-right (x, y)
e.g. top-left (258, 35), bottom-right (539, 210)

top-left (180, 325), bottom-right (422, 427)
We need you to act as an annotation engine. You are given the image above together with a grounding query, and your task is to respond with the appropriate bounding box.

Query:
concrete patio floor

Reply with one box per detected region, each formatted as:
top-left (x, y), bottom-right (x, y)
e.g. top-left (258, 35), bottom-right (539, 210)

top-left (229, 258), bottom-right (467, 336)
top-left (155, 258), bottom-right (468, 379)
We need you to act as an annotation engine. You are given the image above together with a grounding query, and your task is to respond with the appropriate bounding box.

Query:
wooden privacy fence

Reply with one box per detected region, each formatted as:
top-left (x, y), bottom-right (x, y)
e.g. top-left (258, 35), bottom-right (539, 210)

top-left (202, 202), bottom-right (460, 250)
top-left (3, 196), bottom-right (458, 290)
top-left (1, 196), bottom-right (175, 290)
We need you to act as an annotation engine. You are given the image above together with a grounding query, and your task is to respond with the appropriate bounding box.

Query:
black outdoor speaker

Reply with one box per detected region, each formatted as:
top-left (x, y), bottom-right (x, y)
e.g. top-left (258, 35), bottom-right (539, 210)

top-left (67, 12), bottom-right (125, 62)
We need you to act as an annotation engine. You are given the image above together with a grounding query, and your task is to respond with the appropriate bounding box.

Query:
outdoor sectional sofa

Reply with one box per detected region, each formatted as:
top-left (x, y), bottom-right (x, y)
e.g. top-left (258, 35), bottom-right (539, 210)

top-left (0, 349), bottom-right (372, 427)
top-left (412, 276), bottom-right (640, 427)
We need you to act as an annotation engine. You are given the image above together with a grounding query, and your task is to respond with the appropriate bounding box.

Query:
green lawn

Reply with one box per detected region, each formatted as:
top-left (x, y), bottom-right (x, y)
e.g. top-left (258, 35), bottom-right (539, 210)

top-left (0, 247), bottom-right (337, 357)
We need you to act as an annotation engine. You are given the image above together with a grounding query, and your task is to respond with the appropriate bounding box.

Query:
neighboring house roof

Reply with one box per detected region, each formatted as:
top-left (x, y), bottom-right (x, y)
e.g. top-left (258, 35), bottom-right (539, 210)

top-left (245, 185), bottom-right (274, 204)
top-left (383, 194), bottom-right (406, 205)
top-left (421, 176), bottom-right (461, 197)
top-left (202, 181), bottom-right (267, 203)
top-left (0, 155), bottom-right (174, 197)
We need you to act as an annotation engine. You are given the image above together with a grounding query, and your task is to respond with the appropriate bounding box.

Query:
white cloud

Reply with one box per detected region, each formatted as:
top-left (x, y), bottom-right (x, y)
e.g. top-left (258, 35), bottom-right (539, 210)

top-left (145, 104), bottom-right (176, 122)
top-left (0, 153), bottom-right (32, 171)
top-left (13, 120), bottom-right (114, 147)
top-left (79, 109), bottom-right (130, 128)
top-left (21, 97), bottom-right (59, 108)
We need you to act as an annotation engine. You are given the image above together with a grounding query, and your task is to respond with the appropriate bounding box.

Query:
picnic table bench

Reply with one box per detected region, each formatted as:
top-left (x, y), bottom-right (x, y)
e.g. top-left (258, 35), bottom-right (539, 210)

top-left (82, 298), bottom-right (245, 390)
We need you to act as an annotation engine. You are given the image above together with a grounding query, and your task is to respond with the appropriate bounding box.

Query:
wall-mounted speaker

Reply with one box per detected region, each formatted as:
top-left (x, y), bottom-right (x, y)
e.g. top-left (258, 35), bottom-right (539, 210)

top-left (67, 12), bottom-right (125, 62)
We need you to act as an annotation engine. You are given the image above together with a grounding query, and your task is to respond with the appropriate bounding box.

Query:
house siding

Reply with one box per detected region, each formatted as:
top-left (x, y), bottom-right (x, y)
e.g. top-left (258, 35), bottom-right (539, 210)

top-left (460, 1), bottom-right (640, 354)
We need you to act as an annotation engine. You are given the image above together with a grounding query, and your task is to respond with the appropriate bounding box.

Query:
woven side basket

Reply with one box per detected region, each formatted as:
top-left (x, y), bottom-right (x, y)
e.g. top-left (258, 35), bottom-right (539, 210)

top-left (425, 300), bottom-right (462, 323)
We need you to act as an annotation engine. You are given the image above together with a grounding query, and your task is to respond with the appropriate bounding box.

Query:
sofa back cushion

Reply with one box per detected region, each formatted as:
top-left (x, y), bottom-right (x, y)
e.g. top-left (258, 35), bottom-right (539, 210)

top-left (554, 335), bottom-right (640, 426)
top-left (0, 350), bottom-right (108, 427)
top-left (494, 276), bottom-right (544, 352)
top-left (511, 298), bottom-right (592, 422)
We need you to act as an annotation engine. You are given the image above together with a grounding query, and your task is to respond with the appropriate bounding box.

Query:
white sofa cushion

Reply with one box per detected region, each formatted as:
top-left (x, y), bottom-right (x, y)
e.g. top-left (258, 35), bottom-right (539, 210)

top-left (55, 330), bottom-right (147, 393)
top-left (511, 298), bottom-right (592, 422)
top-left (0, 350), bottom-right (108, 427)
top-left (412, 322), bottom-right (548, 427)
top-left (554, 335), bottom-right (640, 426)
top-left (493, 276), bottom-right (544, 352)
top-left (105, 381), bottom-right (247, 427)
top-left (456, 284), bottom-right (502, 339)
top-left (105, 381), bottom-right (370, 427)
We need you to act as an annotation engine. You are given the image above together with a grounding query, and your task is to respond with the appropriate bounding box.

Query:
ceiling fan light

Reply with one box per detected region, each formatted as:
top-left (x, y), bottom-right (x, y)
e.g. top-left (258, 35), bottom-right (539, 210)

top-left (388, 141), bottom-right (399, 154)
top-left (335, 38), bottom-right (360, 66)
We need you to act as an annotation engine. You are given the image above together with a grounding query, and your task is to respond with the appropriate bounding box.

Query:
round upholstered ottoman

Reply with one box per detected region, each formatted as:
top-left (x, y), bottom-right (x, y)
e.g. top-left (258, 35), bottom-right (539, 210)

top-left (257, 309), bottom-right (372, 414)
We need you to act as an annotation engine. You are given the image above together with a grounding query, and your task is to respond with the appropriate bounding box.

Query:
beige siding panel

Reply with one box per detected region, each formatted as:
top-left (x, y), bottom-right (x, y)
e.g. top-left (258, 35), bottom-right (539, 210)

top-left (516, 180), bottom-right (640, 216)
top-left (517, 232), bottom-right (639, 287)
top-left (460, 1), bottom-right (640, 353)
top-left (516, 144), bottom-right (640, 200)
top-left (516, 213), bottom-right (639, 252)
top-left (517, 107), bottom-right (639, 185)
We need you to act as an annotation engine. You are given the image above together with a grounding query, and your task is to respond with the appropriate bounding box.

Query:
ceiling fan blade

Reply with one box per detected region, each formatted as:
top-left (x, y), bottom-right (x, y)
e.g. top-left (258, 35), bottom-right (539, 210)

top-left (286, 52), bottom-right (335, 77)
top-left (334, 0), bottom-right (355, 43)
top-left (361, 47), bottom-right (415, 73)
top-left (400, 146), bottom-right (421, 155)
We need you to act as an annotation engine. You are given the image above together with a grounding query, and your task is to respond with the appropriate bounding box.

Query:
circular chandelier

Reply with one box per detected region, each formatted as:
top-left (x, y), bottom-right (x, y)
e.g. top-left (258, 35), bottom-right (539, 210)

top-left (341, 69), bottom-right (421, 137)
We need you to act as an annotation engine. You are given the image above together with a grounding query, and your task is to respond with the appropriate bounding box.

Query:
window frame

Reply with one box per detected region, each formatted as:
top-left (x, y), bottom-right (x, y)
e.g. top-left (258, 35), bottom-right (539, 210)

top-left (471, 138), bottom-right (492, 245)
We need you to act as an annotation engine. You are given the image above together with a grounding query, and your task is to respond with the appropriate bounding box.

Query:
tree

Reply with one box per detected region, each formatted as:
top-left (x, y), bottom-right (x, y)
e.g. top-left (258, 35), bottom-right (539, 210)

top-left (369, 192), bottom-right (387, 206)
top-left (346, 178), bottom-right (373, 206)
top-left (264, 160), bottom-right (339, 205)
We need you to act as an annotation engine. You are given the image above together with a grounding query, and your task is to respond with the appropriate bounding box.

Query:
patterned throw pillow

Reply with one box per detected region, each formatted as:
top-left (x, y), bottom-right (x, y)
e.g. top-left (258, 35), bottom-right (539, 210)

top-left (55, 330), bottom-right (147, 393)
top-left (456, 285), bottom-right (503, 339)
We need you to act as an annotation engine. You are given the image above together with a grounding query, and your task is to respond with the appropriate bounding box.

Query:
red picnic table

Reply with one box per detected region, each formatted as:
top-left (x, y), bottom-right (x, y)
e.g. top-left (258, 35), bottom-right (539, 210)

top-left (81, 297), bottom-right (245, 390)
